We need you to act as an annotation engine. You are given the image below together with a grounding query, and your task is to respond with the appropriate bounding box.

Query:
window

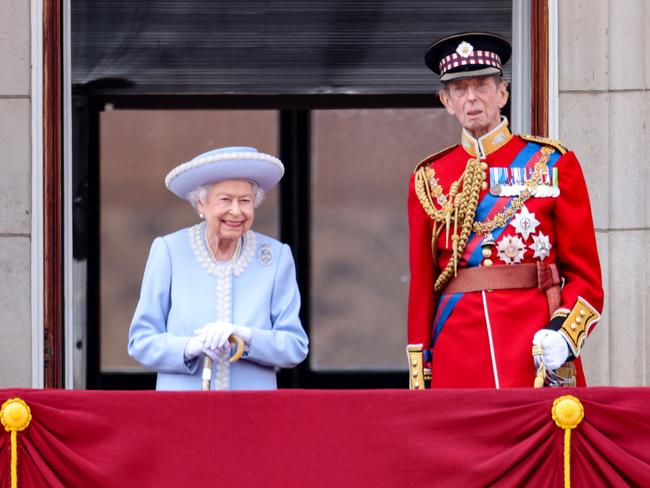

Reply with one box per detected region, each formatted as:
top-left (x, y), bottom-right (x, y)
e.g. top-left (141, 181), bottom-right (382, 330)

top-left (311, 108), bottom-right (459, 370)
top-left (69, 0), bottom-right (514, 388)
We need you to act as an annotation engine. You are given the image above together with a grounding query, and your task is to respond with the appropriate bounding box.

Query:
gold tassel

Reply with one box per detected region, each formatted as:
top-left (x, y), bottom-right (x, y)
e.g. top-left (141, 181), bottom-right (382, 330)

top-left (451, 234), bottom-right (459, 276)
top-left (444, 209), bottom-right (451, 248)
top-left (534, 365), bottom-right (545, 388)
top-left (453, 204), bottom-right (458, 241)
top-left (1, 398), bottom-right (32, 488)
top-left (552, 395), bottom-right (584, 488)
top-left (445, 181), bottom-right (459, 248)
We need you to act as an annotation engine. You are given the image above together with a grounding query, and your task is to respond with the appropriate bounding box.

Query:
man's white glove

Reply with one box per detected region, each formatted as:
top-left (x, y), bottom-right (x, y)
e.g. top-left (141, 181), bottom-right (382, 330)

top-left (195, 321), bottom-right (253, 354)
top-left (532, 329), bottom-right (570, 370)
top-left (184, 335), bottom-right (219, 362)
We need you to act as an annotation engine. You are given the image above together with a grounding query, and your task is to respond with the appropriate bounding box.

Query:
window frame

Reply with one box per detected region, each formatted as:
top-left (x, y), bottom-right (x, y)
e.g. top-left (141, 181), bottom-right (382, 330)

top-left (50, 2), bottom-right (550, 389)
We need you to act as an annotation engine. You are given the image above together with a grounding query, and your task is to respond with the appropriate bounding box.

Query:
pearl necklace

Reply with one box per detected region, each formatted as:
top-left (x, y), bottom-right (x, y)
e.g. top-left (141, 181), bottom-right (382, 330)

top-left (203, 225), bottom-right (242, 266)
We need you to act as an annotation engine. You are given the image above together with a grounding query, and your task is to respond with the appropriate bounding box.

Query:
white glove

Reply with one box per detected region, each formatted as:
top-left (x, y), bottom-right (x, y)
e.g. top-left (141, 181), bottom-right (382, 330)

top-left (184, 335), bottom-right (219, 362)
top-left (195, 321), bottom-right (253, 353)
top-left (532, 329), bottom-right (570, 370)
top-left (195, 321), bottom-right (235, 354)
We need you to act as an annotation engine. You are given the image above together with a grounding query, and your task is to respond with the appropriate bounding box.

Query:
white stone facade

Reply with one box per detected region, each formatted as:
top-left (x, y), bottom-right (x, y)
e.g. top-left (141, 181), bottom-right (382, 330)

top-left (559, 0), bottom-right (649, 385)
top-left (0, 0), bottom-right (32, 387)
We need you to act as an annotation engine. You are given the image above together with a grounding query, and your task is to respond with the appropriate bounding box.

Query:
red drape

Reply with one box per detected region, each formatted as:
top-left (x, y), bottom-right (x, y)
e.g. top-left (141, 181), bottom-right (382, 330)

top-left (1, 388), bottom-right (649, 487)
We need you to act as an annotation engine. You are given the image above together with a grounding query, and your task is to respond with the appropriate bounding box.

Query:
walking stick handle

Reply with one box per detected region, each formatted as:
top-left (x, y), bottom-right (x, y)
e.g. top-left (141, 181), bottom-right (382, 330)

top-left (228, 334), bottom-right (245, 362)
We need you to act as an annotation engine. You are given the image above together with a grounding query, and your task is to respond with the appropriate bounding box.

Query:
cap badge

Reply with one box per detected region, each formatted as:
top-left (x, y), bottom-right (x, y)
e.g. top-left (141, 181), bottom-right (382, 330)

top-left (456, 41), bottom-right (474, 58)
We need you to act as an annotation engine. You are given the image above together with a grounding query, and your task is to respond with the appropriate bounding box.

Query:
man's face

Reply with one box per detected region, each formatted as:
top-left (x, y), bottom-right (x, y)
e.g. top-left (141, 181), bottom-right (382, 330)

top-left (439, 76), bottom-right (509, 138)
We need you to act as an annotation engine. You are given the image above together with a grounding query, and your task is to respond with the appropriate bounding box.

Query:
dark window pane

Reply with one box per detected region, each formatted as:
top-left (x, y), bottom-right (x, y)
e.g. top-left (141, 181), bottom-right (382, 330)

top-left (311, 108), bottom-right (459, 370)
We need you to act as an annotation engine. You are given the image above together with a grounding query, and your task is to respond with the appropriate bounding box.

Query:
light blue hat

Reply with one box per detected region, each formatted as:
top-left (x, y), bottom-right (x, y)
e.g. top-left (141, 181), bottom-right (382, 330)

top-left (165, 146), bottom-right (285, 200)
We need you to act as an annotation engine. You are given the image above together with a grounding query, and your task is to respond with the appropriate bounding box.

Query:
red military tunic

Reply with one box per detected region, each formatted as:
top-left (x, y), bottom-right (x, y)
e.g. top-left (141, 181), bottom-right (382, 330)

top-left (407, 119), bottom-right (604, 388)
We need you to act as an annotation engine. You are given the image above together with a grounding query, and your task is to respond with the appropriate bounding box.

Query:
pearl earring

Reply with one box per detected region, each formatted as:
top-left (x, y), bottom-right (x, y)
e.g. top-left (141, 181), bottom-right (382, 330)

top-left (199, 213), bottom-right (205, 219)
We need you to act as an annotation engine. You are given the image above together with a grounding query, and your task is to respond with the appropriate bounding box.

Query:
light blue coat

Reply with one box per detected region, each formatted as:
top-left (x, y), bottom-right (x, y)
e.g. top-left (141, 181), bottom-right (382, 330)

top-left (128, 224), bottom-right (309, 390)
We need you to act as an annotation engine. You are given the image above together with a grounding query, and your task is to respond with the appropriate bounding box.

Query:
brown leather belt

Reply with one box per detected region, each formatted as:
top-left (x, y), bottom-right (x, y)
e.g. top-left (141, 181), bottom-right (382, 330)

top-left (442, 262), bottom-right (561, 315)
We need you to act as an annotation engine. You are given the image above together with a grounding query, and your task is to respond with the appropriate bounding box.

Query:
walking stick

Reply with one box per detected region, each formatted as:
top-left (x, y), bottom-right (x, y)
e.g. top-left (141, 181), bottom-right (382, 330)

top-left (202, 334), bottom-right (245, 391)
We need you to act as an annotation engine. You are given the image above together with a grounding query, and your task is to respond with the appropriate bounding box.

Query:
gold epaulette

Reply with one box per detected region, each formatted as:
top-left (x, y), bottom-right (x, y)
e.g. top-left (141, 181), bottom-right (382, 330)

top-left (413, 145), bottom-right (457, 173)
top-left (519, 133), bottom-right (568, 155)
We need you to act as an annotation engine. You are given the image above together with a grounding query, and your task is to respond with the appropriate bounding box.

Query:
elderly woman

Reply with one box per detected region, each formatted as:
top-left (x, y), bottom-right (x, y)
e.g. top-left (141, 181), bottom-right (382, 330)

top-left (128, 146), bottom-right (309, 390)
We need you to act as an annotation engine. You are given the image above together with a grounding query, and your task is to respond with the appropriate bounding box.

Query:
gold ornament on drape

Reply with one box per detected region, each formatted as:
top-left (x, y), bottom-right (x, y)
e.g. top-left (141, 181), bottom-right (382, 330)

top-left (552, 395), bottom-right (585, 488)
top-left (2, 398), bottom-right (32, 488)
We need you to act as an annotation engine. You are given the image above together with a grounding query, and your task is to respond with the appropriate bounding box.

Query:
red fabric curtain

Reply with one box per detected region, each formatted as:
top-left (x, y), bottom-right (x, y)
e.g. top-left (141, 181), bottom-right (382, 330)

top-left (1, 388), bottom-right (649, 487)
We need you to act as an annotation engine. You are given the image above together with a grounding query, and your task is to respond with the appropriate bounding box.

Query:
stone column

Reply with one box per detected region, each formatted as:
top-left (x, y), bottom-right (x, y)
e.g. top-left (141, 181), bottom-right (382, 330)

top-left (558, 0), bottom-right (649, 386)
top-left (0, 0), bottom-right (33, 387)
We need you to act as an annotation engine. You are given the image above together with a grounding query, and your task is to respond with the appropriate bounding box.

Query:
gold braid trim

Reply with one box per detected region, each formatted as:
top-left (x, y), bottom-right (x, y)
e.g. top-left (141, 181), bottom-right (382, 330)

top-left (559, 297), bottom-right (601, 357)
top-left (406, 344), bottom-right (425, 390)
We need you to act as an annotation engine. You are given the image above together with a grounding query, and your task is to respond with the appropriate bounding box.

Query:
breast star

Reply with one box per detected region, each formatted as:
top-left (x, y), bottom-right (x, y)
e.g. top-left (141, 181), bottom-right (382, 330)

top-left (496, 235), bottom-right (526, 265)
top-left (530, 232), bottom-right (552, 261)
top-left (509, 205), bottom-right (540, 241)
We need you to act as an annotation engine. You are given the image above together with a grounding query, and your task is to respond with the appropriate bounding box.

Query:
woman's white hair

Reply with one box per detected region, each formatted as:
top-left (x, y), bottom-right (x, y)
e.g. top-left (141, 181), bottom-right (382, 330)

top-left (186, 181), bottom-right (266, 214)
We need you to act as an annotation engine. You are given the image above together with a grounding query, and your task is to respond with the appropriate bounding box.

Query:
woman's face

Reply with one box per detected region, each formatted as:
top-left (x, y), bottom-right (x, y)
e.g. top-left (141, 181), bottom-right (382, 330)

top-left (197, 179), bottom-right (255, 241)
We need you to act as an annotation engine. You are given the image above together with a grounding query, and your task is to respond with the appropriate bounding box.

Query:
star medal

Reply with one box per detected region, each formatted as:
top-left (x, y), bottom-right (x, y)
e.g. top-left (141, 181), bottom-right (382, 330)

top-left (509, 205), bottom-right (540, 241)
top-left (496, 235), bottom-right (526, 265)
top-left (530, 232), bottom-right (552, 261)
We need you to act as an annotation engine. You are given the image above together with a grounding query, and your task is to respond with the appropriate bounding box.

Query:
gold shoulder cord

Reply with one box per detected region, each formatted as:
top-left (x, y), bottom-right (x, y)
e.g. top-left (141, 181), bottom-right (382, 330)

top-left (414, 156), bottom-right (484, 291)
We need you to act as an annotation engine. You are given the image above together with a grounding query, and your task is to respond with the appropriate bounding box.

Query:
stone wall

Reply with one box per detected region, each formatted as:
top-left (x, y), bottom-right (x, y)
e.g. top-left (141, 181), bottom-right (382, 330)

top-left (559, 0), bottom-right (649, 385)
top-left (0, 0), bottom-right (32, 387)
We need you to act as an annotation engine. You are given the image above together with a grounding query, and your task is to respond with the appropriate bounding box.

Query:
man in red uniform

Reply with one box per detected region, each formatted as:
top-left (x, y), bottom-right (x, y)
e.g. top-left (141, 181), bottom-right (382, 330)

top-left (406, 32), bottom-right (603, 389)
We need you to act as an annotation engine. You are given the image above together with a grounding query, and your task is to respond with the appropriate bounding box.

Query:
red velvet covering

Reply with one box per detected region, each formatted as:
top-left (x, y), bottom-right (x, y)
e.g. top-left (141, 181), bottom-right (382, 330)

top-left (1, 388), bottom-right (650, 487)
